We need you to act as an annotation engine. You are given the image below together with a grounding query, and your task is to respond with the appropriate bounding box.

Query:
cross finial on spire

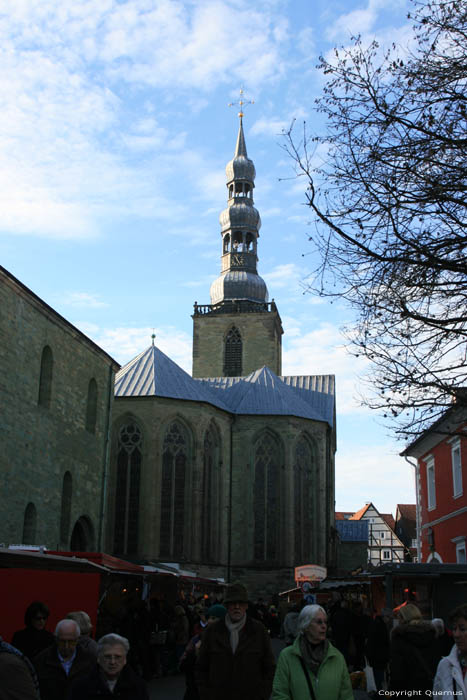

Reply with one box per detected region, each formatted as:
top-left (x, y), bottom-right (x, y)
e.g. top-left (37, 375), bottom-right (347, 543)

top-left (151, 330), bottom-right (156, 346)
top-left (228, 88), bottom-right (254, 119)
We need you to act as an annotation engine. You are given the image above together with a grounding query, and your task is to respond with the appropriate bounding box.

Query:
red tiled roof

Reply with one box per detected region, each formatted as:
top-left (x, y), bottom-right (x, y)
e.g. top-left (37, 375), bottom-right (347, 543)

top-left (335, 512), bottom-right (353, 520)
top-left (381, 514), bottom-right (396, 530)
top-left (350, 504), bottom-right (371, 520)
top-left (397, 504), bottom-right (416, 521)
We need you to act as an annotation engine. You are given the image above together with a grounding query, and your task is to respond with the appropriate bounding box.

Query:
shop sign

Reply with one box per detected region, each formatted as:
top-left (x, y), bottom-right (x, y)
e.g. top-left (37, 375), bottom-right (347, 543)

top-left (295, 564), bottom-right (327, 584)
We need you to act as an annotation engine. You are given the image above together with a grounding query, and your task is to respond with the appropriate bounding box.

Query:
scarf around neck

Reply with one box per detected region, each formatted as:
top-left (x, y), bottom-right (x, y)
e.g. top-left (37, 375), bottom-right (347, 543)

top-left (299, 635), bottom-right (329, 676)
top-left (225, 614), bottom-right (246, 653)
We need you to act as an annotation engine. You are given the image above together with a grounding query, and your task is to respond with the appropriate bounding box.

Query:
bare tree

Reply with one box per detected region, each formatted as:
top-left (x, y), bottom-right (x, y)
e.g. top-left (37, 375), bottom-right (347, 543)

top-left (283, 0), bottom-right (467, 439)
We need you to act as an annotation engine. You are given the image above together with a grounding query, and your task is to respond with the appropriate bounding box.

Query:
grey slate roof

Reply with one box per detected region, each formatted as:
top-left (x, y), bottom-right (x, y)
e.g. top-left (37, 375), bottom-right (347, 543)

top-left (198, 367), bottom-right (335, 426)
top-left (114, 345), bottom-right (230, 410)
top-left (115, 345), bottom-right (335, 427)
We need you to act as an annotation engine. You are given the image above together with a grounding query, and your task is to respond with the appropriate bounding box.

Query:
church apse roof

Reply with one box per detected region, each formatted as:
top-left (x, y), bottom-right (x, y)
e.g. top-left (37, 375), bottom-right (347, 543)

top-left (196, 366), bottom-right (335, 426)
top-left (114, 344), bottom-right (230, 410)
top-left (116, 345), bottom-right (335, 427)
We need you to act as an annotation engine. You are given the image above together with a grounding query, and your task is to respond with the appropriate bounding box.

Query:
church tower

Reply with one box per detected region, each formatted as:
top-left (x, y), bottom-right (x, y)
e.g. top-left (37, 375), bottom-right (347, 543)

top-left (192, 113), bottom-right (283, 378)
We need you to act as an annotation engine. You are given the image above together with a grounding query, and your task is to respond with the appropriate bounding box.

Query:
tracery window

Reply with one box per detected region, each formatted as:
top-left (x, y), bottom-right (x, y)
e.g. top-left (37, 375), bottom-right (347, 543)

top-left (294, 437), bottom-right (313, 563)
top-left (23, 502), bottom-right (37, 544)
top-left (113, 423), bottom-right (142, 555)
top-left (160, 422), bottom-right (188, 559)
top-left (254, 433), bottom-right (280, 561)
top-left (60, 471), bottom-right (72, 546)
top-left (224, 327), bottom-right (242, 377)
top-left (201, 426), bottom-right (220, 561)
top-left (38, 345), bottom-right (53, 408)
top-left (85, 378), bottom-right (98, 433)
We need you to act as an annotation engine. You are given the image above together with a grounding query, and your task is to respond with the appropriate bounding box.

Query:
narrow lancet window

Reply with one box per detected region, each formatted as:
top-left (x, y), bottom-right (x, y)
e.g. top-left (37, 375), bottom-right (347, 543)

top-left (160, 422), bottom-right (188, 559)
top-left (224, 326), bottom-right (242, 376)
top-left (38, 346), bottom-right (53, 408)
top-left (254, 433), bottom-right (280, 561)
top-left (114, 423), bottom-right (142, 555)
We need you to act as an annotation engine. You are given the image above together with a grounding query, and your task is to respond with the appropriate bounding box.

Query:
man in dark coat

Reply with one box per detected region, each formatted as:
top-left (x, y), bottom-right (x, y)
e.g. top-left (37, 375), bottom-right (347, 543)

top-left (195, 581), bottom-right (275, 700)
top-left (69, 633), bottom-right (149, 700)
top-left (33, 619), bottom-right (95, 700)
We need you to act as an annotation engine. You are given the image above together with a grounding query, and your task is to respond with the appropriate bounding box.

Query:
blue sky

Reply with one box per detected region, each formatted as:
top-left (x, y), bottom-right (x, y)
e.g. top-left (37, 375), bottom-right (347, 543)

top-left (0, 0), bottom-right (418, 515)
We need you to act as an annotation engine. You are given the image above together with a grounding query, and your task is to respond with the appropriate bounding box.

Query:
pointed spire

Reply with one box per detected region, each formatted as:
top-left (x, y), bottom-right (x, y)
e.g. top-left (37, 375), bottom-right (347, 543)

top-left (235, 116), bottom-right (248, 158)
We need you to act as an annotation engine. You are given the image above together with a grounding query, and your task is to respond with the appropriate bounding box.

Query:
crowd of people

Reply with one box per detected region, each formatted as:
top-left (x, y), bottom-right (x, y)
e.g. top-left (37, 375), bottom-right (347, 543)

top-left (0, 587), bottom-right (466, 700)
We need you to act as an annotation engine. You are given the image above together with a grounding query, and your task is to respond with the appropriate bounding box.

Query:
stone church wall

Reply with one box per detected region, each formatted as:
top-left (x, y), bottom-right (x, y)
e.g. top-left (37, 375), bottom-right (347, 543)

top-left (192, 310), bottom-right (282, 378)
top-left (108, 396), bottom-right (232, 564)
top-left (228, 414), bottom-right (334, 598)
top-left (0, 268), bottom-right (117, 550)
top-left (108, 395), bottom-right (335, 598)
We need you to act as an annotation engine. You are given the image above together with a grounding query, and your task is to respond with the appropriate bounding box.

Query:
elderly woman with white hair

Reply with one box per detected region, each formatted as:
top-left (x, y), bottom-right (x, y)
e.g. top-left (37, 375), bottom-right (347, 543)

top-left (69, 633), bottom-right (149, 699)
top-left (272, 605), bottom-right (353, 700)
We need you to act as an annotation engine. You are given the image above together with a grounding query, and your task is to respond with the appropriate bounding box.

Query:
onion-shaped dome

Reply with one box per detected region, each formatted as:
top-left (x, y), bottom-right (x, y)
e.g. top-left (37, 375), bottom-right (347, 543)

top-left (210, 271), bottom-right (269, 305)
top-left (225, 155), bottom-right (256, 184)
top-left (219, 203), bottom-right (261, 233)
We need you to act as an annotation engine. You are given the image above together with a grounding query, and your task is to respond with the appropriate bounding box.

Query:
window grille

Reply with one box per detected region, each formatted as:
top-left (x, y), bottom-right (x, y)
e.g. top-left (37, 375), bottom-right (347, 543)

top-left (254, 434), bottom-right (280, 561)
top-left (160, 422), bottom-right (187, 558)
top-left (224, 327), bottom-right (242, 376)
top-left (114, 423), bottom-right (142, 555)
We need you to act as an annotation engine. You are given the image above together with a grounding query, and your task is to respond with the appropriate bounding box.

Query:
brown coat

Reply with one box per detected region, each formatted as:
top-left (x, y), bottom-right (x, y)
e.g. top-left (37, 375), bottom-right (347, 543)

top-left (195, 616), bottom-right (275, 700)
top-left (0, 652), bottom-right (38, 700)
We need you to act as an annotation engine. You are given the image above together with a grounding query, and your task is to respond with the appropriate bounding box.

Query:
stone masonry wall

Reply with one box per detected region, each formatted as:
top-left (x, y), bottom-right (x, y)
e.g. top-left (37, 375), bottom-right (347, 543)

top-left (108, 396), bottom-right (335, 599)
top-left (192, 310), bottom-right (282, 378)
top-left (0, 269), bottom-right (117, 550)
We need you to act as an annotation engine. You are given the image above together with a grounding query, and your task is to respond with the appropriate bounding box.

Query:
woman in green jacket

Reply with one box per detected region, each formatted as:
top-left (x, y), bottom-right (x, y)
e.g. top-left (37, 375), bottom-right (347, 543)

top-left (272, 604), bottom-right (353, 700)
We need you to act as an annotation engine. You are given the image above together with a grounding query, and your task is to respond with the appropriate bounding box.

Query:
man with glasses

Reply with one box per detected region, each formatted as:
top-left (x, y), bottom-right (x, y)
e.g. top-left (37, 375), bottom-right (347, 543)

top-left (69, 633), bottom-right (149, 699)
top-left (196, 581), bottom-right (275, 700)
top-left (33, 619), bottom-right (95, 700)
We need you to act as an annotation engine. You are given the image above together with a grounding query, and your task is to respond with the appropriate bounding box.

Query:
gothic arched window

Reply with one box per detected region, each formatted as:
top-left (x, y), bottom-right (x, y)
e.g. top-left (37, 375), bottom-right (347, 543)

top-left (23, 502), bottom-right (37, 544)
top-left (38, 345), bottom-right (53, 408)
top-left (160, 421), bottom-right (188, 559)
top-left (85, 378), bottom-right (98, 433)
top-left (294, 436), bottom-right (313, 563)
top-left (113, 423), bottom-right (142, 555)
top-left (60, 471), bottom-right (73, 546)
top-left (254, 433), bottom-right (280, 561)
top-left (201, 425), bottom-right (220, 562)
top-left (224, 327), bottom-right (242, 377)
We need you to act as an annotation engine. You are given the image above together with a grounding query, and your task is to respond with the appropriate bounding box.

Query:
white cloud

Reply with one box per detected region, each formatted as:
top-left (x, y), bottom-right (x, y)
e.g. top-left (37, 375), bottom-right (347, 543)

top-left (0, 0), bottom-right (293, 239)
top-left (72, 322), bottom-right (193, 372)
top-left (282, 322), bottom-right (371, 415)
top-left (263, 262), bottom-right (303, 290)
top-left (335, 443), bottom-right (415, 514)
top-left (61, 292), bottom-right (109, 308)
top-left (251, 118), bottom-right (289, 138)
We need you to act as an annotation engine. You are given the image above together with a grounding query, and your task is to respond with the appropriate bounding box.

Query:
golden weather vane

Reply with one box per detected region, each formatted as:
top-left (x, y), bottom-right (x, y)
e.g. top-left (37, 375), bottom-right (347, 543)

top-left (228, 87), bottom-right (254, 119)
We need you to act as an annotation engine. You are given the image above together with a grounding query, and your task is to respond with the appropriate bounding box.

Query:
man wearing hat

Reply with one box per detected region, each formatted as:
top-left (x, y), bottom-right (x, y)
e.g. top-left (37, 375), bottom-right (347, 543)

top-left (196, 582), bottom-right (275, 700)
